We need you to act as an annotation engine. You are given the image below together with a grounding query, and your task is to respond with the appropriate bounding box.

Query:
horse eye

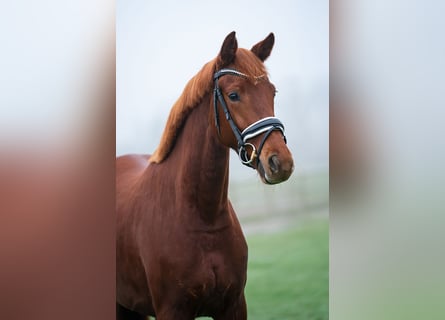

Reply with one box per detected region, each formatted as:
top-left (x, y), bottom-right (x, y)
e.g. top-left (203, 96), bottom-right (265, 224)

top-left (228, 92), bottom-right (240, 101)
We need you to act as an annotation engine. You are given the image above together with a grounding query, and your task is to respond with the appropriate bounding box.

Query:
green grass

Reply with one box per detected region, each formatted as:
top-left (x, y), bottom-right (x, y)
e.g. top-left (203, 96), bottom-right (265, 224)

top-left (245, 219), bottom-right (329, 319)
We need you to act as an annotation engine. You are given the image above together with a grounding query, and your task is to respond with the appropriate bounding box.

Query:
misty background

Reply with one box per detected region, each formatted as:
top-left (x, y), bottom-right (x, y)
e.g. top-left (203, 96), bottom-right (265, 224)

top-left (116, 0), bottom-right (328, 184)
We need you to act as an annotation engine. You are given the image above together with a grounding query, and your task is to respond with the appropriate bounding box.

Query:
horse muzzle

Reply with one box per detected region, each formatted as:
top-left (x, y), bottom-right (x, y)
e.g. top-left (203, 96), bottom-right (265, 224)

top-left (256, 133), bottom-right (294, 185)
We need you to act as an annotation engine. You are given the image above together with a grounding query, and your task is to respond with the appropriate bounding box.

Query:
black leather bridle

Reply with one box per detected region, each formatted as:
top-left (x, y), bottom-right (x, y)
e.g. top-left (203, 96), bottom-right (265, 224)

top-left (213, 68), bottom-right (287, 169)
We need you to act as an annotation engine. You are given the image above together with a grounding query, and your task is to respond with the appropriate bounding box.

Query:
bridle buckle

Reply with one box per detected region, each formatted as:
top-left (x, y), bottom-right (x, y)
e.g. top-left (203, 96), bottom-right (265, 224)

top-left (238, 143), bottom-right (257, 167)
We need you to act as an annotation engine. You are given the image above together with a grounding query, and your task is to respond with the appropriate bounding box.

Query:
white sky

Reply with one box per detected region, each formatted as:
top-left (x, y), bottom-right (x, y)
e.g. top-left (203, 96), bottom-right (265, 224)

top-left (117, 0), bottom-right (328, 179)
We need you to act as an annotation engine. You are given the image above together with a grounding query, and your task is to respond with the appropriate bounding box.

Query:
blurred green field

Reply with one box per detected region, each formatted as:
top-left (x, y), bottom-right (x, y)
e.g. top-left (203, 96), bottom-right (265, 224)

top-left (245, 219), bottom-right (328, 319)
top-left (236, 171), bottom-right (328, 319)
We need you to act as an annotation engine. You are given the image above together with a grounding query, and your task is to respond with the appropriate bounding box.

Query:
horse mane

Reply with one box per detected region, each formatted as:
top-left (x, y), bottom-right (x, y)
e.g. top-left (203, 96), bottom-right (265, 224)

top-left (149, 48), bottom-right (268, 164)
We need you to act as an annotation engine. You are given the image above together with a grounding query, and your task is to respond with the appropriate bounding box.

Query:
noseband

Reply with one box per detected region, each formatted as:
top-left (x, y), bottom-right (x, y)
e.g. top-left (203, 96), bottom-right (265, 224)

top-left (213, 68), bottom-right (287, 169)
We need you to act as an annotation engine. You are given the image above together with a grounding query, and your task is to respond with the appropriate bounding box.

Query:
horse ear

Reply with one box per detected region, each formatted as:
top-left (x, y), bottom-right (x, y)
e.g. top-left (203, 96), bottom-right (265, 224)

top-left (251, 32), bottom-right (275, 61)
top-left (217, 31), bottom-right (238, 68)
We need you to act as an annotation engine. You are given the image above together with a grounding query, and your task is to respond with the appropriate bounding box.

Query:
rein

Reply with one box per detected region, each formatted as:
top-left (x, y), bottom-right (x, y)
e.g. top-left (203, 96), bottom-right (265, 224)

top-left (213, 68), bottom-right (287, 168)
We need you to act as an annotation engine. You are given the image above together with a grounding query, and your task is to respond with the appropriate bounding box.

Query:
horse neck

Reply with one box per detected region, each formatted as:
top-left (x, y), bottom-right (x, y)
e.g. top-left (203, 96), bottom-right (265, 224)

top-left (173, 94), bottom-right (230, 221)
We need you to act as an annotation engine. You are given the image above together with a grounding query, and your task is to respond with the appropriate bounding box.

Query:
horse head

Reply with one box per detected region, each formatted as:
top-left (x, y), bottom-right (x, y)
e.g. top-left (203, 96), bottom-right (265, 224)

top-left (212, 31), bottom-right (294, 184)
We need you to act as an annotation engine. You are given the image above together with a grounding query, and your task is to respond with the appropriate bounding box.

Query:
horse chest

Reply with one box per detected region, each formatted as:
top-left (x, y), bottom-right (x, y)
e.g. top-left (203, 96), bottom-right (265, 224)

top-left (173, 234), bottom-right (247, 314)
top-left (189, 232), bottom-right (247, 286)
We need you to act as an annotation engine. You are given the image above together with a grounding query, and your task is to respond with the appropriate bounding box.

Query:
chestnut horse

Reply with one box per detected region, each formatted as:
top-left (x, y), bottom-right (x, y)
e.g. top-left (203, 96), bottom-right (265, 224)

top-left (117, 32), bottom-right (294, 319)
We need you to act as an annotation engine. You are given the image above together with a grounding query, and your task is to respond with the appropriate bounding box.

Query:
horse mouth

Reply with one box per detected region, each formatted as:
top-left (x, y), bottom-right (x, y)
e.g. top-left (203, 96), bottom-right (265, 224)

top-left (257, 155), bottom-right (294, 185)
top-left (257, 160), bottom-right (278, 185)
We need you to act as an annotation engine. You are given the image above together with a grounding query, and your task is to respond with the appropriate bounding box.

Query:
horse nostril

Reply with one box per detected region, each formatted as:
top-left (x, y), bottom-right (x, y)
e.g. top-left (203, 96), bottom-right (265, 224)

top-left (268, 155), bottom-right (280, 174)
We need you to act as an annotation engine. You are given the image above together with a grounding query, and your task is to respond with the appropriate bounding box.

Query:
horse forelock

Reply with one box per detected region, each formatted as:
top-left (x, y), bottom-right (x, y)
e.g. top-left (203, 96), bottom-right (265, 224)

top-left (149, 48), bottom-right (268, 164)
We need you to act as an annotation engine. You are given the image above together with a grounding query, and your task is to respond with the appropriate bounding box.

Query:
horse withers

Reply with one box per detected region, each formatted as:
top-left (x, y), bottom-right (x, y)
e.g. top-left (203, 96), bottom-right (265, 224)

top-left (117, 31), bottom-right (294, 320)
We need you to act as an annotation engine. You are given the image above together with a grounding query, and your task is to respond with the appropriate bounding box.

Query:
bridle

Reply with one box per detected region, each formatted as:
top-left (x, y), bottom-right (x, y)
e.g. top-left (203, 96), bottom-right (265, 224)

top-left (213, 68), bottom-right (287, 169)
